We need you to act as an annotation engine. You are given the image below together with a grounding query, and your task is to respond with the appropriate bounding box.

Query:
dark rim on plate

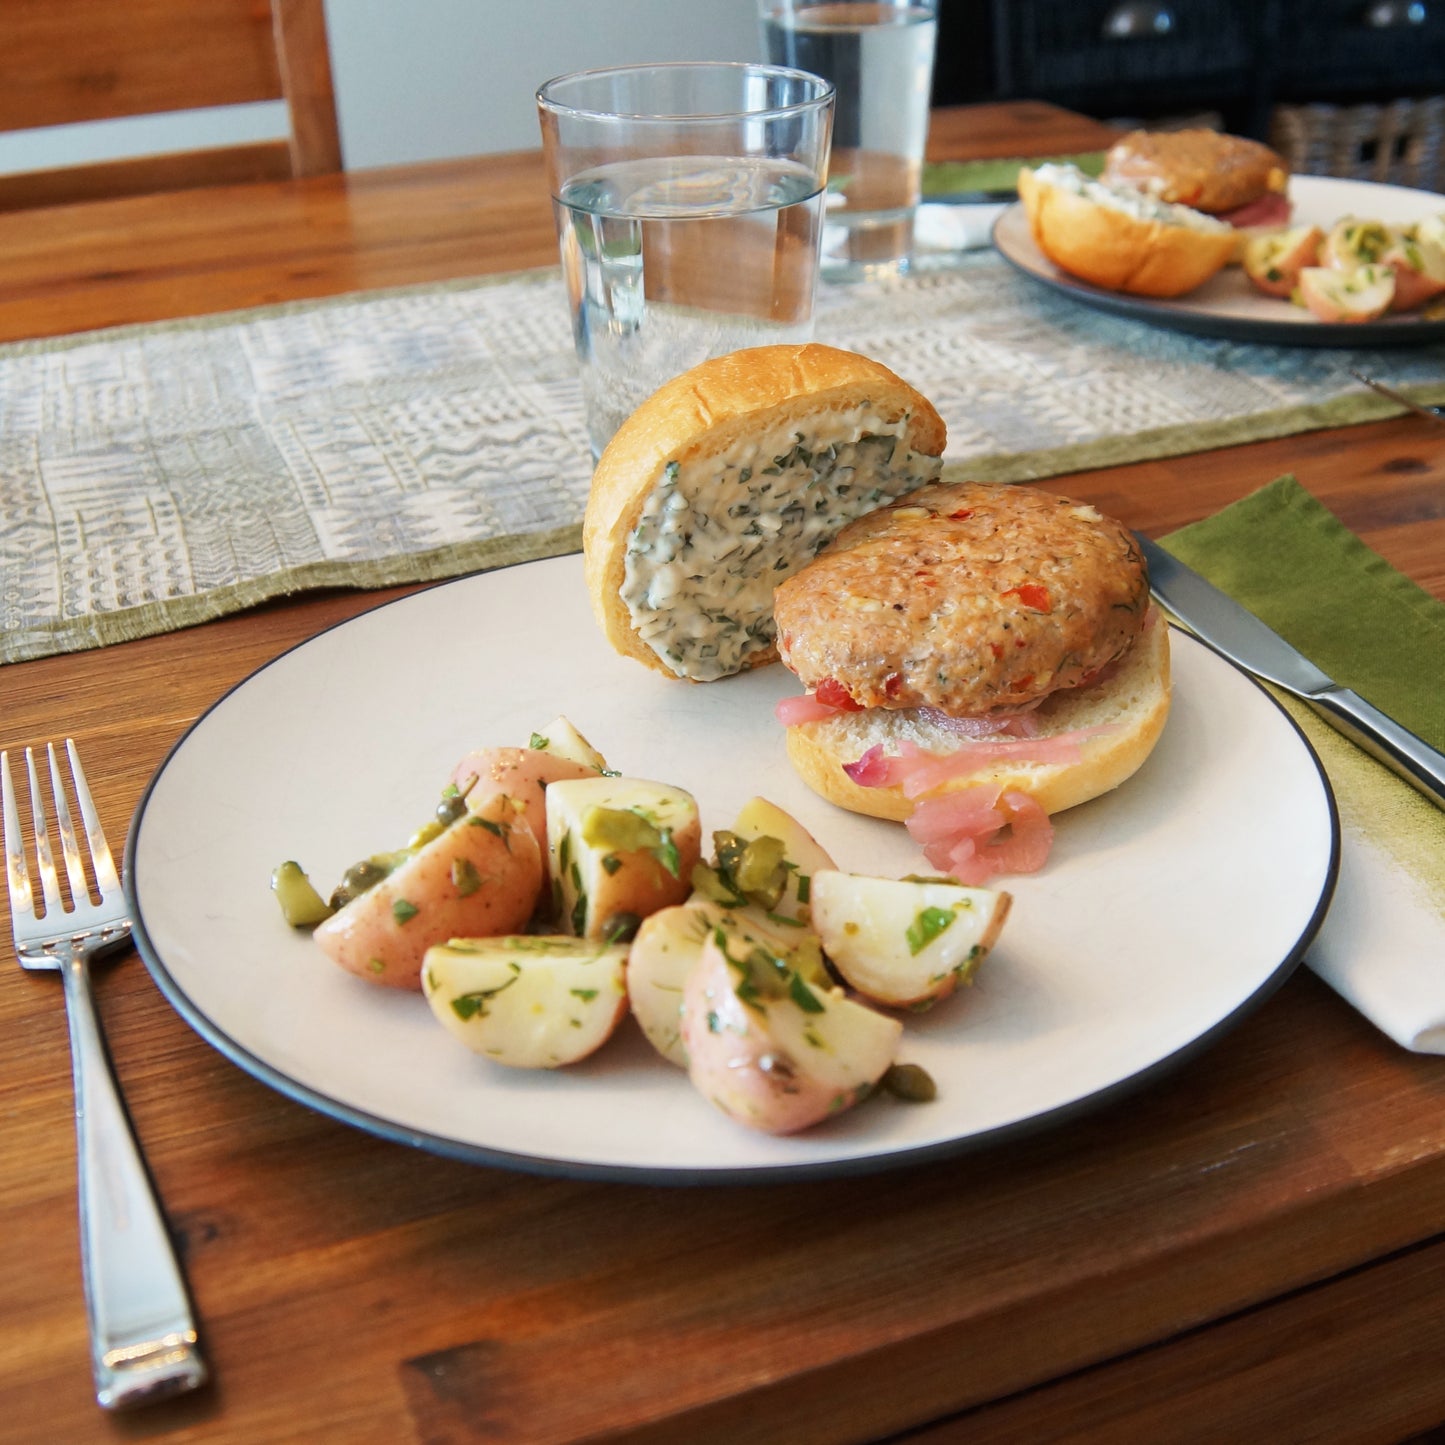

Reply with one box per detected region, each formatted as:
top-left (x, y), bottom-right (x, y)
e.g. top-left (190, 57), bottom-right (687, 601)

top-left (124, 568), bottom-right (1340, 1186)
top-left (991, 183), bottom-right (1445, 349)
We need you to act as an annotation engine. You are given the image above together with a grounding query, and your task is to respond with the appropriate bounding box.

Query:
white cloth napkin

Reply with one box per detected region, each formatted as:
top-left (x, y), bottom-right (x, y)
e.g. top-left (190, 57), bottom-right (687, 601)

top-left (910, 202), bottom-right (1009, 263)
top-left (1293, 708), bottom-right (1445, 1053)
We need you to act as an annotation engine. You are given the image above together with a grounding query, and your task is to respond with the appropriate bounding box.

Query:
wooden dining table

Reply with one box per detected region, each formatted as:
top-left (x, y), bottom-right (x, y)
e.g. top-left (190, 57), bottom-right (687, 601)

top-left (2, 100), bottom-right (1444, 1444)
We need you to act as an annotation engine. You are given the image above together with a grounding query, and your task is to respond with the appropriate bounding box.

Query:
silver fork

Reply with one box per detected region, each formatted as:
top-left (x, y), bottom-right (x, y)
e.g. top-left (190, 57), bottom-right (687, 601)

top-left (2, 740), bottom-right (207, 1410)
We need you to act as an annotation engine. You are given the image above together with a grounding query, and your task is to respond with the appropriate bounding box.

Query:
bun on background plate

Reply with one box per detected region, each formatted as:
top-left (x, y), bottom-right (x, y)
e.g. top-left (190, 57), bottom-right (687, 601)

top-left (1018, 162), bottom-right (1238, 298)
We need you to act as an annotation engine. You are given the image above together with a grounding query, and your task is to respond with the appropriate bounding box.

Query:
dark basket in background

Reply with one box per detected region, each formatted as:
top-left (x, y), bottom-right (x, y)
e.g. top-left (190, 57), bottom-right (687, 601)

top-left (963, 0), bottom-right (1445, 165)
top-left (1269, 97), bottom-right (1445, 193)
top-left (989, 0), bottom-right (1261, 130)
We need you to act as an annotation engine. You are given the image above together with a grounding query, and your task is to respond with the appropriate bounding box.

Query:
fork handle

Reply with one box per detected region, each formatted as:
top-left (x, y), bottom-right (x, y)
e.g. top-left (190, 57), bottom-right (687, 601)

top-left (60, 953), bottom-right (208, 1409)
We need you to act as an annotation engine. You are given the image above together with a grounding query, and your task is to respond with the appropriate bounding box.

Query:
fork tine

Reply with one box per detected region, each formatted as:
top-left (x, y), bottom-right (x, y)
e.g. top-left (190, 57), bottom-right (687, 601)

top-left (2, 750), bottom-right (34, 920)
top-left (49, 742), bottom-right (94, 909)
top-left (66, 739), bottom-right (121, 897)
top-left (25, 747), bottom-right (65, 920)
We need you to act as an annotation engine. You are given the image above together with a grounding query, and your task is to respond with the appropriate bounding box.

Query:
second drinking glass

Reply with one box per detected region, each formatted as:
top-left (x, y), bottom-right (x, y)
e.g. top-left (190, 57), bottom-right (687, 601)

top-left (760, 0), bottom-right (938, 280)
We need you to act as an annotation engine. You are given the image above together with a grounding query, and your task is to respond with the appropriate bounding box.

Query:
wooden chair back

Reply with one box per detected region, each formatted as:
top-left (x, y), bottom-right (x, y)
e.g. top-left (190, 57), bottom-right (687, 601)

top-left (0, 0), bottom-right (342, 210)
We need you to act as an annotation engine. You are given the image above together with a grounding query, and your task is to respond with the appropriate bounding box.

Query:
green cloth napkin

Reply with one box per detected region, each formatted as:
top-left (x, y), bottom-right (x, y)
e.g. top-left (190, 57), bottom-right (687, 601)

top-left (1164, 474), bottom-right (1445, 752)
top-left (1162, 473), bottom-right (1445, 953)
top-left (920, 151), bottom-right (1105, 198)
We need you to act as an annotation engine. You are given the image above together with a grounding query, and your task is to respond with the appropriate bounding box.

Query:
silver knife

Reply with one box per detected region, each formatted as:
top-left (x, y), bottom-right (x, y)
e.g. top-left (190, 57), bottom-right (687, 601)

top-left (1138, 534), bottom-right (1445, 812)
top-left (1348, 369), bottom-right (1445, 427)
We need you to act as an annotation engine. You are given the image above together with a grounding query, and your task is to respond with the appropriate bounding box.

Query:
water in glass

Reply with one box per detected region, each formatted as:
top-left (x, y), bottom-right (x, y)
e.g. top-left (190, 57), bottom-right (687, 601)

top-left (556, 154), bottom-right (825, 458)
top-left (762, 2), bottom-right (937, 277)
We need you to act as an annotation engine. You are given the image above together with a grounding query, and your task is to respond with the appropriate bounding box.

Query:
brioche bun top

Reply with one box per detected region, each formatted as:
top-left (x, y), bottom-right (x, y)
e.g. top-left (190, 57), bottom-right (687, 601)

top-left (583, 344), bottom-right (946, 683)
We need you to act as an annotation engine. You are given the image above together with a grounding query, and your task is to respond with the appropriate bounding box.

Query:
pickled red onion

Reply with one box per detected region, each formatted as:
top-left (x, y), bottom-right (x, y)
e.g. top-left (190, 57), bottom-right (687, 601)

top-left (905, 786), bottom-right (1054, 884)
top-left (842, 731), bottom-right (1115, 799)
top-left (915, 706), bottom-right (1042, 738)
top-left (774, 693), bottom-right (843, 726)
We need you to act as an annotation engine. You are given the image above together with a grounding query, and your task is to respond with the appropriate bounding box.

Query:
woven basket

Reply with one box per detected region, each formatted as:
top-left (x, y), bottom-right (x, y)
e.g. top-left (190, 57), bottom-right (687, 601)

top-left (1269, 96), bottom-right (1445, 193)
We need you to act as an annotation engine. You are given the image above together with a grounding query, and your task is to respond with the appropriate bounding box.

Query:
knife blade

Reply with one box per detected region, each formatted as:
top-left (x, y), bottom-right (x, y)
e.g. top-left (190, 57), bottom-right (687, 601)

top-left (1137, 534), bottom-right (1445, 812)
top-left (1348, 369), bottom-right (1445, 427)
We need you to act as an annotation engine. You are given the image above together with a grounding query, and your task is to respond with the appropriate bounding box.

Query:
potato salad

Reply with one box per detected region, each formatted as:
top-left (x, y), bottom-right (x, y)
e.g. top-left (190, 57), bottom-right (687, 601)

top-left (1243, 212), bottom-right (1445, 321)
top-left (272, 718), bottom-right (1011, 1136)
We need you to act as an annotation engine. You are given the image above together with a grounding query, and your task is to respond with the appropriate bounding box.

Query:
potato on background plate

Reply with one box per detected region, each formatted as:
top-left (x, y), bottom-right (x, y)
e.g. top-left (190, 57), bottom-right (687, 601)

top-left (1296, 264), bottom-right (1396, 322)
top-left (1242, 224), bottom-right (1322, 298)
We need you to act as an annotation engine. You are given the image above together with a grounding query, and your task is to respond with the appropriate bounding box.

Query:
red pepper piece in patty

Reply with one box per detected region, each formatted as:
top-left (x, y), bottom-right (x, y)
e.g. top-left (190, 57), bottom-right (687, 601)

top-left (1002, 583), bottom-right (1052, 612)
top-left (815, 676), bottom-right (864, 711)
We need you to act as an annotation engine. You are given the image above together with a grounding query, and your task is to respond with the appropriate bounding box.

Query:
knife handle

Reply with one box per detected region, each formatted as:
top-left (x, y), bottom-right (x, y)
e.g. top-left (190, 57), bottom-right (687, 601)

top-left (1308, 686), bottom-right (1445, 812)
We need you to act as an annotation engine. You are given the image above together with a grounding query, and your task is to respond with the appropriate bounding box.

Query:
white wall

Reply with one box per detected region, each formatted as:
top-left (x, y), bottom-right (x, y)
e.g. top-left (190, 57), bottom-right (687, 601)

top-left (0, 1), bottom-right (761, 177)
top-left (330, 0), bottom-right (760, 166)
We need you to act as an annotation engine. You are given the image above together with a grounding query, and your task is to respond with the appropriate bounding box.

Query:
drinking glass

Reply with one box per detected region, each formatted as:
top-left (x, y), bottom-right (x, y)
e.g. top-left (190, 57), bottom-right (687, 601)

top-left (759, 0), bottom-right (938, 279)
top-left (537, 62), bottom-right (835, 460)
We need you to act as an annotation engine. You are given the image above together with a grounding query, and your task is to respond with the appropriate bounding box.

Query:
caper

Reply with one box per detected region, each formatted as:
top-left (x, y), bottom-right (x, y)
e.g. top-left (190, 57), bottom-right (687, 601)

top-left (435, 792), bottom-right (468, 828)
top-left (599, 911), bottom-right (642, 944)
top-left (709, 830), bottom-right (788, 910)
top-left (271, 861), bottom-right (334, 929)
top-left (733, 834), bottom-right (787, 910)
top-left (881, 1062), bottom-right (938, 1103)
top-left (712, 830), bottom-right (746, 879)
top-left (329, 856), bottom-right (391, 910)
top-left (736, 943), bottom-right (791, 999)
top-left (786, 933), bottom-right (830, 989)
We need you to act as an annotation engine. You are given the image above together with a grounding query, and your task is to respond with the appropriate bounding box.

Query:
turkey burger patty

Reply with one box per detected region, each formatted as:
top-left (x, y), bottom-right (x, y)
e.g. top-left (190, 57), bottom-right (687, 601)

top-left (772, 481), bottom-right (1150, 717)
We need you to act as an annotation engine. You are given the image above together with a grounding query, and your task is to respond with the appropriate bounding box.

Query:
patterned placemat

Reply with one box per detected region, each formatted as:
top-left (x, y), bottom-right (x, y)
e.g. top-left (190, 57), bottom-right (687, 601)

top-left (2, 253), bottom-right (1442, 664)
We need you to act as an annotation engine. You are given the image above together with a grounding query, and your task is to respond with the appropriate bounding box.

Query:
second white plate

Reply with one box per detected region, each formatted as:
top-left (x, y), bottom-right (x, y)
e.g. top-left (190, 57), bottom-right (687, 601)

top-left (994, 174), bottom-right (1445, 346)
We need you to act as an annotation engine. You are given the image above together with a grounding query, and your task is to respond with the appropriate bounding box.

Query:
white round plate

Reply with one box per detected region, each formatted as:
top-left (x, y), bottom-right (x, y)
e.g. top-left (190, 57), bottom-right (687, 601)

top-left (127, 555), bottom-right (1338, 1182)
top-left (993, 174), bottom-right (1445, 346)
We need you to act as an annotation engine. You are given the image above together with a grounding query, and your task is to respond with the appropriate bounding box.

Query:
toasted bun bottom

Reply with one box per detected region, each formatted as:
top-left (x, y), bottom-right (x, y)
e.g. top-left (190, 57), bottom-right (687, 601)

top-left (1018, 168), bottom-right (1238, 299)
top-left (784, 611), bottom-right (1171, 822)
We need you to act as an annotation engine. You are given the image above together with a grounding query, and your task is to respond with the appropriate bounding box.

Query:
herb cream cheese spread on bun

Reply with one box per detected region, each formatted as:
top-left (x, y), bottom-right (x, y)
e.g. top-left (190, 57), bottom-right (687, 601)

top-left (583, 344), bottom-right (946, 683)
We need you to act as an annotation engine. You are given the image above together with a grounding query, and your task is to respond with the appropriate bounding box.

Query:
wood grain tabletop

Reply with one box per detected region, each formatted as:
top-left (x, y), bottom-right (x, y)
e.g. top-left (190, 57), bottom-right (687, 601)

top-left (1, 102), bottom-right (1443, 1445)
